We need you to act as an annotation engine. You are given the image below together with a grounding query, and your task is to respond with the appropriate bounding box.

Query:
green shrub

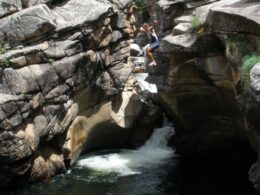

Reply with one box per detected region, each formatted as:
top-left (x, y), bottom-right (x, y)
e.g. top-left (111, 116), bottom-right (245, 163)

top-left (1, 58), bottom-right (9, 67)
top-left (188, 15), bottom-right (204, 35)
top-left (226, 35), bottom-right (253, 61)
top-left (0, 46), bottom-right (5, 54)
top-left (240, 53), bottom-right (260, 86)
top-left (48, 58), bottom-right (54, 64)
top-left (189, 15), bottom-right (200, 29)
top-left (135, 0), bottom-right (146, 14)
top-left (0, 43), bottom-right (10, 54)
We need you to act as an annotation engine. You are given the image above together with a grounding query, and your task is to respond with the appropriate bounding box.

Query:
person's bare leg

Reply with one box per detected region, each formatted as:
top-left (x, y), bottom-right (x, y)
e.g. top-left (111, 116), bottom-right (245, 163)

top-left (146, 48), bottom-right (156, 65)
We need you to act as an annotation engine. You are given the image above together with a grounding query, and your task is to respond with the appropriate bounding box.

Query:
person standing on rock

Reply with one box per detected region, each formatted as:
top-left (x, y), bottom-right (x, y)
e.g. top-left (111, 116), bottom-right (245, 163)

top-left (140, 20), bottom-right (159, 66)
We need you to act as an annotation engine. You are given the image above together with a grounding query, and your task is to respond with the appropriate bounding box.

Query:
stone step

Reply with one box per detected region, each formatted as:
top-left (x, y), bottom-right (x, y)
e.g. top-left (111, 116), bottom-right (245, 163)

top-left (172, 22), bottom-right (190, 35)
top-left (185, 0), bottom-right (219, 9)
top-left (174, 15), bottom-right (193, 24)
top-left (160, 33), bottom-right (197, 52)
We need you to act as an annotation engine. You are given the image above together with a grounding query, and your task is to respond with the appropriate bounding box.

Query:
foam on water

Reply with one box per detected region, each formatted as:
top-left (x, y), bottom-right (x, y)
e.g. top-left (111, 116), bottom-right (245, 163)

top-left (77, 123), bottom-right (175, 176)
top-left (77, 153), bottom-right (137, 176)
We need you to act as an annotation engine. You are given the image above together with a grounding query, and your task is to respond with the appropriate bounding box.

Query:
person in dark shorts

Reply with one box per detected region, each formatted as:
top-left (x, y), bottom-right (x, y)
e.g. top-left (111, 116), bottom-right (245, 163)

top-left (140, 20), bottom-right (159, 66)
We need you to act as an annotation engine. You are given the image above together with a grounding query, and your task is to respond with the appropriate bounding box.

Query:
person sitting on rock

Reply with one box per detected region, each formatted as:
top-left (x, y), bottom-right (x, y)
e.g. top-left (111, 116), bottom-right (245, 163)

top-left (140, 20), bottom-right (159, 66)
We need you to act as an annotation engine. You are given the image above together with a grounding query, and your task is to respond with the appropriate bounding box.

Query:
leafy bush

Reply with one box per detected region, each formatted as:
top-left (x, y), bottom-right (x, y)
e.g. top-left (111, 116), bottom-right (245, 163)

top-left (1, 58), bottom-right (9, 67)
top-left (0, 43), bottom-right (10, 54)
top-left (188, 15), bottom-right (204, 35)
top-left (135, 0), bottom-right (146, 14)
top-left (226, 35), bottom-right (252, 59)
top-left (189, 15), bottom-right (200, 29)
top-left (240, 53), bottom-right (260, 86)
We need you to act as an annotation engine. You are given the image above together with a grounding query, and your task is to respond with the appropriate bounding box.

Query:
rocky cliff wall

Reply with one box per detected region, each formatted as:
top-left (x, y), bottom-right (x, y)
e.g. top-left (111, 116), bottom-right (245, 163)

top-left (136, 0), bottom-right (260, 191)
top-left (0, 0), bottom-right (164, 189)
top-left (1, 0), bottom-right (260, 191)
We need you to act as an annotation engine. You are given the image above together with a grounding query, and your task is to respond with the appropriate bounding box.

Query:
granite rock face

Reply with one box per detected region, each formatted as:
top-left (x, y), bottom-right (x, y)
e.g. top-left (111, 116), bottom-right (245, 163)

top-left (0, 0), bottom-right (164, 189)
top-left (242, 62), bottom-right (260, 191)
top-left (140, 0), bottom-right (252, 154)
top-left (206, 4), bottom-right (260, 35)
top-left (0, 0), bottom-right (22, 19)
top-left (137, 0), bottom-right (260, 191)
top-left (0, 4), bottom-right (56, 44)
top-left (1, 0), bottom-right (259, 191)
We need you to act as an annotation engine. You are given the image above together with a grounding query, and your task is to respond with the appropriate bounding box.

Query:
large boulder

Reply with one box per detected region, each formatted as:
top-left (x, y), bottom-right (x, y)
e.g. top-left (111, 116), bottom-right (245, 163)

top-left (193, 0), bottom-right (260, 35)
top-left (237, 63), bottom-right (260, 191)
top-left (29, 0), bottom-right (55, 6)
top-left (29, 147), bottom-right (66, 182)
top-left (29, 64), bottom-right (60, 95)
top-left (0, 0), bottom-right (22, 19)
top-left (4, 67), bottom-right (40, 94)
top-left (160, 34), bottom-right (197, 52)
top-left (62, 90), bottom-right (161, 165)
top-left (160, 33), bottom-right (226, 53)
top-left (140, 0), bottom-right (260, 192)
top-left (143, 0), bottom-right (252, 155)
top-left (156, 53), bottom-right (247, 154)
top-left (194, 0), bottom-right (241, 23)
top-left (0, 0), bottom-right (145, 189)
top-left (0, 123), bottom-right (39, 164)
top-left (53, 0), bottom-right (112, 31)
top-left (0, 4), bottom-right (56, 44)
top-left (206, 3), bottom-right (260, 35)
top-left (250, 63), bottom-right (260, 94)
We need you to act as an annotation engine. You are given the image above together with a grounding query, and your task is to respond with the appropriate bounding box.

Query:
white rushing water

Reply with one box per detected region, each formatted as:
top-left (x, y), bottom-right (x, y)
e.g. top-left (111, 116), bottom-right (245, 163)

top-left (76, 121), bottom-right (175, 176)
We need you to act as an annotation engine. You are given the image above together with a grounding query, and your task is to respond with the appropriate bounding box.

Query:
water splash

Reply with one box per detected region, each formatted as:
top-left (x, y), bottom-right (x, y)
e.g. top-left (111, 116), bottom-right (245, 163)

top-left (77, 124), bottom-right (175, 176)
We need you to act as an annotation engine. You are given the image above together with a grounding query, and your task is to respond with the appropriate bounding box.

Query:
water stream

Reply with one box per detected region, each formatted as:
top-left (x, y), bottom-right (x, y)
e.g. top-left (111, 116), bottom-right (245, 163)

top-left (7, 121), bottom-right (256, 195)
top-left (77, 123), bottom-right (174, 174)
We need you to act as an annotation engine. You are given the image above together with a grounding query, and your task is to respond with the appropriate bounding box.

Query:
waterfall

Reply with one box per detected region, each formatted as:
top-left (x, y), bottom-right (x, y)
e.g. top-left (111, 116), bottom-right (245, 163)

top-left (76, 121), bottom-right (175, 176)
